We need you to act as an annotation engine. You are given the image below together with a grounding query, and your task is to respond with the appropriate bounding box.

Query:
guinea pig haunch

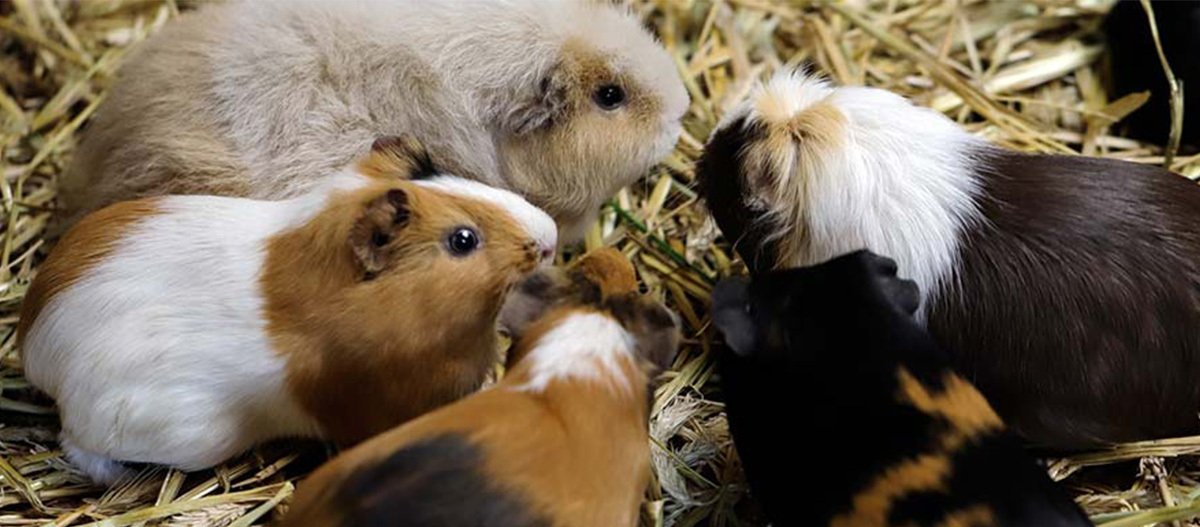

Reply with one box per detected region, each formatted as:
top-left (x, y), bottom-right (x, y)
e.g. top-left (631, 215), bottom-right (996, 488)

top-left (712, 250), bottom-right (1093, 527)
top-left (57, 0), bottom-right (689, 241)
top-left (698, 70), bottom-right (1200, 449)
top-left (19, 141), bottom-right (556, 485)
top-left (280, 248), bottom-right (681, 527)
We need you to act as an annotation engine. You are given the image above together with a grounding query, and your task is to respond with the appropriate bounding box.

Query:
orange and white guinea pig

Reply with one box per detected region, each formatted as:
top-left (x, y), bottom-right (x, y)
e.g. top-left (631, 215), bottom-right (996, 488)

top-left (280, 248), bottom-right (681, 527)
top-left (18, 136), bottom-right (557, 485)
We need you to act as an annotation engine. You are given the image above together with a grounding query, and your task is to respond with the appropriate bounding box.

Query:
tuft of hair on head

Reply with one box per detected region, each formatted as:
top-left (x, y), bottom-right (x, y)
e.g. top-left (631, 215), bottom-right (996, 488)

top-left (714, 68), bottom-right (850, 269)
top-left (357, 134), bottom-right (440, 181)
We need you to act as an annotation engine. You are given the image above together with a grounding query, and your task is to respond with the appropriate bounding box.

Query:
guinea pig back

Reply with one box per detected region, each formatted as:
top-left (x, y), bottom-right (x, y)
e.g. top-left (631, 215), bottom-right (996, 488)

top-left (19, 140), bottom-right (557, 484)
top-left (698, 70), bottom-right (1200, 449)
top-left (281, 248), bottom-right (681, 527)
top-left (712, 250), bottom-right (1093, 527)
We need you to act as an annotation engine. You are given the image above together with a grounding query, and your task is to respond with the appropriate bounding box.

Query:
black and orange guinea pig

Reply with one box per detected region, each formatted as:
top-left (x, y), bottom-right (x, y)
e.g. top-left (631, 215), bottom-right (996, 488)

top-left (698, 70), bottom-right (1200, 449)
top-left (279, 248), bottom-right (681, 527)
top-left (711, 250), bottom-right (1093, 527)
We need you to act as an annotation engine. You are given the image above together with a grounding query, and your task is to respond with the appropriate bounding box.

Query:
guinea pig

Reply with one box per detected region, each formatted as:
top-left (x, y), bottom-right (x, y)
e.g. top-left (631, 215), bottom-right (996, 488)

top-left (1104, 0), bottom-right (1199, 148)
top-left (56, 0), bottom-right (689, 242)
top-left (711, 250), bottom-right (1094, 527)
top-left (696, 70), bottom-right (1200, 449)
top-left (18, 136), bottom-right (557, 485)
top-left (279, 248), bottom-right (681, 527)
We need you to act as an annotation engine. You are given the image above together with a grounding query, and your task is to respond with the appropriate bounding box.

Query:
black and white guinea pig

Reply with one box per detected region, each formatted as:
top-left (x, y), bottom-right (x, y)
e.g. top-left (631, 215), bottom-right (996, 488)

top-left (1104, 0), bottom-right (1199, 147)
top-left (58, 0), bottom-right (689, 241)
top-left (279, 248), bottom-right (681, 527)
top-left (697, 70), bottom-right (1200, 449)
top-left (712, 250), bottom-right (1093, 527)
top-left (19, 136), bottom-right (556, 485)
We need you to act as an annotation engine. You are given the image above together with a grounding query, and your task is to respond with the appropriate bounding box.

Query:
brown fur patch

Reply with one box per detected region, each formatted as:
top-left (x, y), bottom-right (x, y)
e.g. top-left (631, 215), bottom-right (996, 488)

top-left (568, 247), bottom-right (637, 297)
top-left (18, 199), bottom-right (161, 346)
top-left (262, 179), bottom-right (542, 446)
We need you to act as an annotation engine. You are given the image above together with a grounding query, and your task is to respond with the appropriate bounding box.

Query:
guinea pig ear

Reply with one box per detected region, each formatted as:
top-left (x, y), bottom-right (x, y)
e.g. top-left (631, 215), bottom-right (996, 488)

top-left (629, 300), bottom-right (682, 373)
top-left (711, 278), bottom-right (758, 356)
top-left (502, 66), bottom-right (569, 135)
top-left (348, 188), bottom-right (410, 278)
top-left (499, 267), bottom-right (568, 338)
top-left (357, 134), bottom-right (439, 180)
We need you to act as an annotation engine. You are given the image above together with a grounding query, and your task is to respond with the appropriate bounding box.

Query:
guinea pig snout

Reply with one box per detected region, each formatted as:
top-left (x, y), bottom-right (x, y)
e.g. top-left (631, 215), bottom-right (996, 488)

top-left (524, 240), bottom-right (555, 266)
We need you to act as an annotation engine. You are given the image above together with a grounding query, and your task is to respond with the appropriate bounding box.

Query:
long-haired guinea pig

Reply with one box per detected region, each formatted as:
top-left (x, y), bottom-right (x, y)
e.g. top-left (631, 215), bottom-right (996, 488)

top-left (18, 136), bottom-right (557, 485)
top-left (56, 0), bottom-right (688, 241)
top-left (1104, 0), bottom-right (1198, 147)
top-left (712, 250), bottom-right (1093, 527)
top-left (697, 70), bottom-right (1200, 449)
top-left (278, 248), bottom-right (681, 527)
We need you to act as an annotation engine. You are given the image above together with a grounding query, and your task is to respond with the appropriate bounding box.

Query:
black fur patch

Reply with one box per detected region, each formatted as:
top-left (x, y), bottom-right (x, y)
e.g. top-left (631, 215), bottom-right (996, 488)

top-left (695, 116), bottom-right (779, 273)
top-left (332, 434), bottom-right (551, 527)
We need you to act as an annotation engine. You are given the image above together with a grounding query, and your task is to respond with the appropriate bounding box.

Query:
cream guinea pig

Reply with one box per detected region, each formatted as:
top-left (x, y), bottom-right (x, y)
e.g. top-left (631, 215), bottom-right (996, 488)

top-left (19, 137), bottom-right (557, 485)
top-left (57, 0), bottom-right (689, 241)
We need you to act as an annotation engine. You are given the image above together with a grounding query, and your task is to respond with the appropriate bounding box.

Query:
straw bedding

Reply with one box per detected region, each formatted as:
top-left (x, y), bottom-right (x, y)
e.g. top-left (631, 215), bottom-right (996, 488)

top-left (1, 1), bottom-right (1199, 525)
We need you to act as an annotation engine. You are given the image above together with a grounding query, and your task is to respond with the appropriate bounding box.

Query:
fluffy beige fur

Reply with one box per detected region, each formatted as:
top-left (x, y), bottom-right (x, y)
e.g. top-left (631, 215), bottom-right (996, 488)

top-left (59, 0), bottom-right (689, 241)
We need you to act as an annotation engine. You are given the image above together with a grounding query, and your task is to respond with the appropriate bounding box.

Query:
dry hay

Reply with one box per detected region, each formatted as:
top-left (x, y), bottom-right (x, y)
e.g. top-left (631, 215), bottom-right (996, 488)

top-left (1, 0), bottom-right (1199, 526)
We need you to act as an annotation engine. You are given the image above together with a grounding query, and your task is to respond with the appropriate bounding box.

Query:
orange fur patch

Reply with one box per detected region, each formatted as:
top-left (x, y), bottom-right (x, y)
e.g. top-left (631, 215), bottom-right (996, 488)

top-left (830, 453), bottom-right (952, 527)
top-left (830, 367), bottom-right (1006, 527)
top-left (18, 199), bottom-right (161, 346)
top-left (355, 135), bottom-right (436, 181)
top-left (569, 247), bottom-right (637, 297)
top-left (263, 180), bottom-right (540, 446)
top-left (897, 368), bottom-right (1005, 449)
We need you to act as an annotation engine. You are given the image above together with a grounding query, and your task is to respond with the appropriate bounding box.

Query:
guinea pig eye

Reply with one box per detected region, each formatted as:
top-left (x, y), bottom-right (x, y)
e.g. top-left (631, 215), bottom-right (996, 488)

top-left (593, 85), bottom-right (626, 111)
top-left (446, 227), bottom-right (480, 256)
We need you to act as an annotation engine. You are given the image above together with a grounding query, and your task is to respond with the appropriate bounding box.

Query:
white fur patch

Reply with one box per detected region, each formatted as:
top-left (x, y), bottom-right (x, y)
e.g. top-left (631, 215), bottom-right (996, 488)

top-left (22, 193), bottom-right (330, 481)
top-left (514, 312), bottom-right (636, 393)
top-left (414, 175), bottom-right (558, 256)
top-left (718, 70), bottom-right (986, 320)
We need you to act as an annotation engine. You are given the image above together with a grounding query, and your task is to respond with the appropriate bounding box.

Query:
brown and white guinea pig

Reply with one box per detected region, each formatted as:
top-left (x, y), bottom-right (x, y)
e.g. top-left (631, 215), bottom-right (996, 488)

top-left (56, 0), bottom-right (689, 242)
top-left (279, 248), bottom-right (681, 527)
top-left (697, 70), bottom-right (1200, 450)
top-left (712, 250), bottom-right (1093, 527)
top-left (1104, 0), bottom-right (1199, 148)
top-left (18, 136), bottom-right (557, 485)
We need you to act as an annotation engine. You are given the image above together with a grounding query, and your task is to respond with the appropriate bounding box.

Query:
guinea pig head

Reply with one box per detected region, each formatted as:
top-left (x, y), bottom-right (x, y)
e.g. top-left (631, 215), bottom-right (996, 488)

top-left (712, 250), bottom-right (920, 362)
top-left (697, 70), bottom-right (847, 273)
top-left (494, 2), bottom-right (689, 240)
top-left (263, 172), bottom-right (557, 444)
top-left (501, 248), bottom-right (681, 377)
